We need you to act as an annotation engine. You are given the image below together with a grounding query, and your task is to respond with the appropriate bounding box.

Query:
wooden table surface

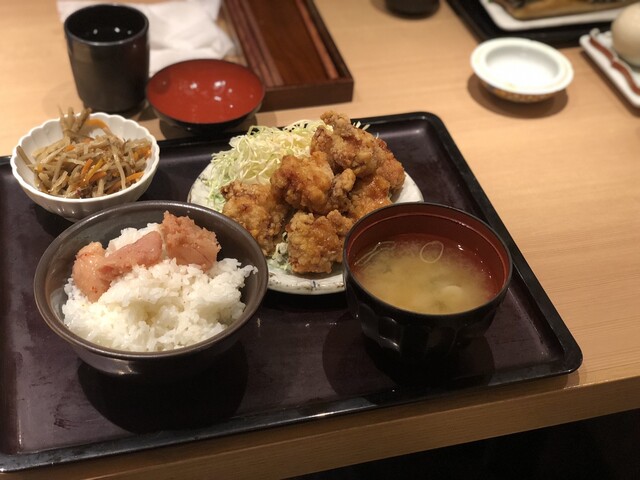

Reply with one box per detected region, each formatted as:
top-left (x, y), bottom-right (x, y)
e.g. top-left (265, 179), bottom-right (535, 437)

top-left (2, 0), bottom-right (640, 478)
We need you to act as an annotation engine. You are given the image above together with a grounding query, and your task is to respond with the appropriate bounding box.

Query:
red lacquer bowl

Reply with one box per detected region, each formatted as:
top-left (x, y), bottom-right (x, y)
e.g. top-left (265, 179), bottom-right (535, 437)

top-left (146, 59), bottom-right (265, 134)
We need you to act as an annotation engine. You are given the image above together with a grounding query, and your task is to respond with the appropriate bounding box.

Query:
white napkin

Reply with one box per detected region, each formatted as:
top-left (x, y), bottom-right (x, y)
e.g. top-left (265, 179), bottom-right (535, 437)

top-left (57, 0), bottom-right (235, 75)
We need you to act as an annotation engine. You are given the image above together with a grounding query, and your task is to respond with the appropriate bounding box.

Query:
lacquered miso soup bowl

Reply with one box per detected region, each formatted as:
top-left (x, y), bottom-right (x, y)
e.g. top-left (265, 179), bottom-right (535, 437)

top-left (343, 202), bottom-right (512, 362)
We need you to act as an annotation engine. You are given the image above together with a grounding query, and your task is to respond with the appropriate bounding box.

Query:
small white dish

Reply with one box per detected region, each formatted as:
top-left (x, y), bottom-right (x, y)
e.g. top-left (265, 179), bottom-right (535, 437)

top-left (580, 29), bottom-right (640, 108)
top-left (480, 0), bottom-right (623, 32)
top-left (189, 170), bottom-right (424, 295)
top-left (10, 113), bottom-right (159, 222)
top-left (471, 37), bottom-right (574, 103)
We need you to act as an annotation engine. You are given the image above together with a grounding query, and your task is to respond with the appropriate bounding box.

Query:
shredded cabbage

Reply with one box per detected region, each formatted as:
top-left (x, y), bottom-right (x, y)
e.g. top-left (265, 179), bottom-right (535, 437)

top-left (202, 119), bottom-right (328, 211)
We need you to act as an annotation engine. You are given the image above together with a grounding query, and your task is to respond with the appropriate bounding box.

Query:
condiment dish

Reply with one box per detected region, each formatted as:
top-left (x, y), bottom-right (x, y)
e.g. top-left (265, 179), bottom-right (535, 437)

top-left (471, 37), bottom-right (574, 103)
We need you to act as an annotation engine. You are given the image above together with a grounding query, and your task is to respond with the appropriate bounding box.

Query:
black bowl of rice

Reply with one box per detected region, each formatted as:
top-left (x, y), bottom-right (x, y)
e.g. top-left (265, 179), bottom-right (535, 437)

top-left (34, 200), bottom-right (268, 382)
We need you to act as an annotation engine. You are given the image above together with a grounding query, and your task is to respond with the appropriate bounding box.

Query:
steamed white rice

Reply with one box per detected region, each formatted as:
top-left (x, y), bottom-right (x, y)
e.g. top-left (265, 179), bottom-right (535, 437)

top-left (62, 223), bottom-right (256, 352)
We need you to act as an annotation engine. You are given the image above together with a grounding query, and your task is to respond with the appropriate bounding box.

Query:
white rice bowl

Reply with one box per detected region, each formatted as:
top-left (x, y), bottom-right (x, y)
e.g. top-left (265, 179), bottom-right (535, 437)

top-left (62, 223), bottom-right (256, 352)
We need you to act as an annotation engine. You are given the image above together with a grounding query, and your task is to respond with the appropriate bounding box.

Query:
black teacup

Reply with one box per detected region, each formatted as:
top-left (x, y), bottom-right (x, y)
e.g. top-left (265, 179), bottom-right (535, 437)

top-left (64, 4), bottom-right (149, 113)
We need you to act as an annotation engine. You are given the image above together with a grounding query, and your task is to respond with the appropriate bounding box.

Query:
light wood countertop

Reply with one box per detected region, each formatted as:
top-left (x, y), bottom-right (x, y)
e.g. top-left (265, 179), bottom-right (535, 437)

top-left (1, 0), bottom-right (640, 478)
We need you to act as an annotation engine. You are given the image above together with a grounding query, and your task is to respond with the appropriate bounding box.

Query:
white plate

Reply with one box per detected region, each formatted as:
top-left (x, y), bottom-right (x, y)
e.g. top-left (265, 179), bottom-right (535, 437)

top-left (471, 37), bottom-right (574, 102)
top-left (188, 167), bottom-right (424, 295)
top-left (580, 29), bottom-right (640, 108)
top-left (480, 0), bottom-right (623, 32)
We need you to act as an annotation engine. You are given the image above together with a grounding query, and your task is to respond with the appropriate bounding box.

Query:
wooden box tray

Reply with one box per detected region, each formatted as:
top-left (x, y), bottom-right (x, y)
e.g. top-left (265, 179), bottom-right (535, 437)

top-left (222, 0), bottom-right (354, 110)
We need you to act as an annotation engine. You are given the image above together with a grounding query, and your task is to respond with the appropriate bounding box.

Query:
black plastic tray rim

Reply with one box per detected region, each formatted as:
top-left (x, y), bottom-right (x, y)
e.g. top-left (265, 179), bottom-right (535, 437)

top-left (0, 112), bottom-right (582, 472)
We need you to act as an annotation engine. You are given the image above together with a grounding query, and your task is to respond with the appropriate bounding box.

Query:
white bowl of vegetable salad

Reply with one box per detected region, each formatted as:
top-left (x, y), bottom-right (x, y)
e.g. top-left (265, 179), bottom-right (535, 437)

top-left (11, 108), bottom-right (159, 222)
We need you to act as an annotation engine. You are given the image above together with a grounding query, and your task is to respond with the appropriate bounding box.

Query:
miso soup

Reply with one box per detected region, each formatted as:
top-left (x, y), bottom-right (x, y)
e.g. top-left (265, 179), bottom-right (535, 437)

top-left (351, 233), bottom-right (499, 315)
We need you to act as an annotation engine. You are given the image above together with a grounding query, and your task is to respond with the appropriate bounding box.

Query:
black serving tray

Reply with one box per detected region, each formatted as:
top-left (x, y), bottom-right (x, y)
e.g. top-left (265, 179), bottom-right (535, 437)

top-left (447, 0), bottom-right (614, 47)
top-left (0, 112), bottom-right (582, 472)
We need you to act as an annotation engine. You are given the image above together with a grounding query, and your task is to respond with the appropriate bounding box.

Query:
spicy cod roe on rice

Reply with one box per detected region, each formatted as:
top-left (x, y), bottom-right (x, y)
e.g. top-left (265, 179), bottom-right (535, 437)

top-left (62, 212), bottom-right (257, 352)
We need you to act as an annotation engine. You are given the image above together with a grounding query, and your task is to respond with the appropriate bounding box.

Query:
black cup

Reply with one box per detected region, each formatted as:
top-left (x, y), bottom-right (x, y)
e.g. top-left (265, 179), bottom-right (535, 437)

top-left (385, 0), bottom-right (440, 17)
top-left (64, 4), bottom-right (149, 113)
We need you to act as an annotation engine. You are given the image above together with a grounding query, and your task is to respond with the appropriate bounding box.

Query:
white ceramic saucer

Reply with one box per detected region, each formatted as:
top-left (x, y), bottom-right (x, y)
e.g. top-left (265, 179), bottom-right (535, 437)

top-left (471, 37), bottom-right (574, 103)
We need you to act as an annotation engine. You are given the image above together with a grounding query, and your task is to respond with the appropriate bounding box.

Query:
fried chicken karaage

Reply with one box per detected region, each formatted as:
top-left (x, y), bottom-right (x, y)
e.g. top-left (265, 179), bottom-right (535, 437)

top-left (218, 111), bottom-right (407, 274)
top-left (270, 151), bottom-right (356, 215)
top-left (220, 181), bottom-right (290, 256)
top-left (285, 210), bottom-right (354, 274)
top-left (270, 152), bottom-right (334, 213)
top-left (311, 110), bottom-right (405, 192)
top-left (347, 175), bottom-right (393, 221)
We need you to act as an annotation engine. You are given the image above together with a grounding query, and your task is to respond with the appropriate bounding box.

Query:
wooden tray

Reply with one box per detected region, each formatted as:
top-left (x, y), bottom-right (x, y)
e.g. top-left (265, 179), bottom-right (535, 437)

top-left (222, 0), bottom-right (354, 111)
